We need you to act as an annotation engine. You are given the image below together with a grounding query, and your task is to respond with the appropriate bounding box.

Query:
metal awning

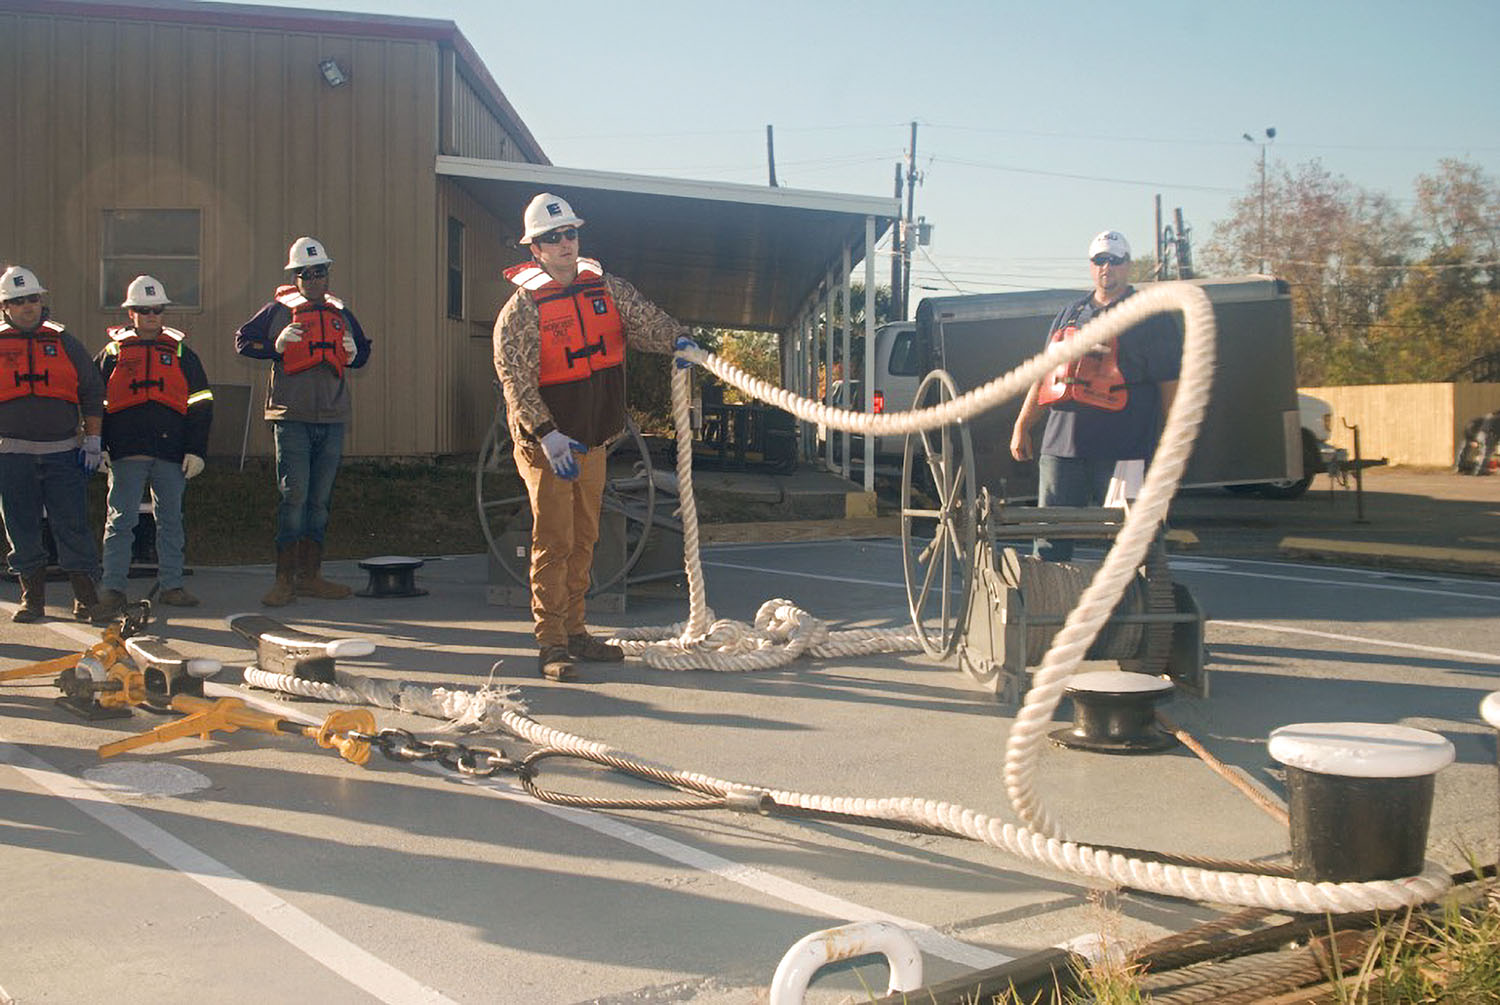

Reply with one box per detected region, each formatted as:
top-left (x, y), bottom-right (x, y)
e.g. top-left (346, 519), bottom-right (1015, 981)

top-left (437, 156), bottom-right (898, 331)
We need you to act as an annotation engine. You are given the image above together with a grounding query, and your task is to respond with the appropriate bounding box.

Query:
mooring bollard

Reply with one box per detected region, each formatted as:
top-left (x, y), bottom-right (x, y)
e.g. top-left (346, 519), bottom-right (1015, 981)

top-left (355, 556), bottom-right (428, 598)
top-left (1268, 722), bottom-right (1455, 883)
top-left (1049, 670), bottom-right (1176, 754)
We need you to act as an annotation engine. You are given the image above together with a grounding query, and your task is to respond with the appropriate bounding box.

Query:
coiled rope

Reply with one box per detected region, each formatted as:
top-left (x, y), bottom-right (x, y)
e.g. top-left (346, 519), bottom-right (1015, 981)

top-left (242, 665), bottom-right (523, 733)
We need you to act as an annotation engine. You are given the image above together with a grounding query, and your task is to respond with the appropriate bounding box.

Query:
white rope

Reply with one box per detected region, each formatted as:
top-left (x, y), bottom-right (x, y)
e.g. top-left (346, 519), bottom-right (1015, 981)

top-left (597, 281), bottom-right (1447, 912)
top-left (242, 666), bottom-right (524, 733)
top-left (495, 705), bottom-right (1451, 913)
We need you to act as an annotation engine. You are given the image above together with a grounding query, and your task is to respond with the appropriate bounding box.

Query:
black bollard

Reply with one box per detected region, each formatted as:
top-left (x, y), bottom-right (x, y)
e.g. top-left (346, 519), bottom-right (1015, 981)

top-left (1268, 723), bottom-right (1454, 883)
top-left (1049, 670), bottom-right (1176, 754)
top-left (356, 556), bottom-right (427, 598)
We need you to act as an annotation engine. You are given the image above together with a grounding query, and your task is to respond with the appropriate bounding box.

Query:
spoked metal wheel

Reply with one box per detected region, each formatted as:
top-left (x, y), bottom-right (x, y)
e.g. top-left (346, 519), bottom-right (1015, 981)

top-left (900, 370), bottom-right (977, 658)
top-left (475, 411), bottom-right (656, 595)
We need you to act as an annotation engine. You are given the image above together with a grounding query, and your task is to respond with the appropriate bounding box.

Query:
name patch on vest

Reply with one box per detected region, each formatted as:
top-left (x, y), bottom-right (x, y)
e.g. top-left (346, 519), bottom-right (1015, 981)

top-left (591, 297), bottom-right (609, 315)
top-left (160, 351), bottom-right (174, 366)
top-left (42, 343), bottom-right (58, 357)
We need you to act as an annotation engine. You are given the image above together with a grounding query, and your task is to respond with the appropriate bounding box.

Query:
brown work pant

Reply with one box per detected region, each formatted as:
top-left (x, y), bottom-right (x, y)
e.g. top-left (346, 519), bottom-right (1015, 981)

top-left (513, 438), bottom-right (607, 648)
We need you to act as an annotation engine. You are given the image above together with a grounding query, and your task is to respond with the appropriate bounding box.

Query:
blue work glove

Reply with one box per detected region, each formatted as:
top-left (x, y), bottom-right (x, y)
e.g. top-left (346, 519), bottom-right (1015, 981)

top-left (79, 435), bottom-right (103, 473)
top-left (674, 334), bottom-right (699, 370)
top-left (539, 429), bottom-right (586, 481)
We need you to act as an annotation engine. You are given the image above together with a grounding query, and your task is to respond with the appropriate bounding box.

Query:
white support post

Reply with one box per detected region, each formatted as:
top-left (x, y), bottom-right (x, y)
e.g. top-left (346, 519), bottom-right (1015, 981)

top-left (840, 242), bottom-right (852, 481)
top-left (863, 215), bottom-right (877, 492)
top-left (828, 267), bottom-right (840, 474)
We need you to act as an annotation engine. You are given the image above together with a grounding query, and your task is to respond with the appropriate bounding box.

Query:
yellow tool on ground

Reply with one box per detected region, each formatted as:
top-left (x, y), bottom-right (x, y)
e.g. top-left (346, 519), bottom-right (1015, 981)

top-left (1, 622), bottom-right (145, 719)
top-left (97, 698), bottom-right (375, 765)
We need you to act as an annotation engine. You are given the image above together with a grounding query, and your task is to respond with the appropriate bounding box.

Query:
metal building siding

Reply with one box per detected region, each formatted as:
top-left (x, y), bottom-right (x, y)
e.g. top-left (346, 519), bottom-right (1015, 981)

top-left (436, 178), bottom-right (512, 454)
top-left (0, 8), bottom-right (447, 458)
top-left (452, 70), bottom-right (517, 162)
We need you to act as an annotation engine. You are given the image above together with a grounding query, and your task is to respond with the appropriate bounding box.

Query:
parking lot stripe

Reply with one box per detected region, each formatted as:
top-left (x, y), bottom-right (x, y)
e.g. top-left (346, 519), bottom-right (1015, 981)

top-left (0, 739), bottom-right (457, 1005)
top-left (1212, 619), bottom-right (1500, 664)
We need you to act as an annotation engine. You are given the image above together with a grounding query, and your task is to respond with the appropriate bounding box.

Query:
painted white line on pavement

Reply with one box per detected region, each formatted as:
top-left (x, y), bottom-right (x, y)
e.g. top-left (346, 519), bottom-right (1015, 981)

top-left (702, 560), bottom-right (907, 590)
top-left (0, 739), bottom-right (456, 1005)
top-left (1211, 619), bottom-right (1500, 664)
top-left (211, 687), bottom-right (1015, 972)
top-left (458, 774), bottom-right (1013, 972)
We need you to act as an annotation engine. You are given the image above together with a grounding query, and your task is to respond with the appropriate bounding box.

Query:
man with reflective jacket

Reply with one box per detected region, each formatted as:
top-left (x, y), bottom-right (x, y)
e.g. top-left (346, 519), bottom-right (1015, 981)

top-left (235, 237), bottom-right (371, 606)
top-left (1009, 231), bottom-right (1181, 561)
top-left (93, 276), bottom-right (214, 618)
top-left (494, 192), bottom-right (697, 682)
top-left (0, 265), bottom-right (106, 623)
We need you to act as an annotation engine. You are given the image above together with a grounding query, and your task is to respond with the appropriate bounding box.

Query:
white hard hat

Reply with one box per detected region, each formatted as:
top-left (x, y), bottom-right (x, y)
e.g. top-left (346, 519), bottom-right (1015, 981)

top-left (1087, 230), bottom-right (1131, 260)
top-left (1, 265), bottom-right (47, 299)
top-left (122, 275), bottom-right (171, 308)
top-left (285, 237), bottom-right (334, 271)
top-left (520, 193), bottom-right (585, 244)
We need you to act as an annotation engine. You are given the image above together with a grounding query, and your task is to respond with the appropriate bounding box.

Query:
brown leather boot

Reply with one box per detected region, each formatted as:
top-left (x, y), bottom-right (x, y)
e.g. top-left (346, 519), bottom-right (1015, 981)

top-left (294, 540), bottom-right (351, 599)
top-left (261, 545), bottom-right (298, 607)
top-left (69, 573), bottom-right (101, 622)
top-left (568, 632), bottom-right (624, 662)
top-left (12, 570), bottom-right (45, 623)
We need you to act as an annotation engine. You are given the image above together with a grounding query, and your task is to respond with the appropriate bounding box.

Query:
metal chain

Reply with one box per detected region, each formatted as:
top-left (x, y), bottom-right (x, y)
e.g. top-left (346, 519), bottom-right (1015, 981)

top-left (349, 728), bottom-right (518, 778)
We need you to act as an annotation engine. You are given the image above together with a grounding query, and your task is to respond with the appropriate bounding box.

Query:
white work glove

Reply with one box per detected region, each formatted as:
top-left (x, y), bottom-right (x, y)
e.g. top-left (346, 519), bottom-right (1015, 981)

top-left (539, 429), bottom-right (586, 481)
top-left (274, 322), bottom-right (304, 353)
top-left (341, 332), bottom-right (357, 358)
top-left (79, 435), bottom-right (103, 473)
top-left (181, 454), bottom-right (205, 479)
top-left (674, 333), bottom-right (700, 370)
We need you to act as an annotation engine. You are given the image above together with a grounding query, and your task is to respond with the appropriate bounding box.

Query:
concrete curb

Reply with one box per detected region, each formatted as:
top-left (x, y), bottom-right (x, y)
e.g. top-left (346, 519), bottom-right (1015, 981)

top-left (1279, 535), bottom-right (1500, 577)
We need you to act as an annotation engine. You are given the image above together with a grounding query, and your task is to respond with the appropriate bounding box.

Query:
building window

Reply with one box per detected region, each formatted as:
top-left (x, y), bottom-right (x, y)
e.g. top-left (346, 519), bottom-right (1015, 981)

top-left (447, 217), bottom-right (464, 319)
top-left (101, 209), bottom-right (202, 309)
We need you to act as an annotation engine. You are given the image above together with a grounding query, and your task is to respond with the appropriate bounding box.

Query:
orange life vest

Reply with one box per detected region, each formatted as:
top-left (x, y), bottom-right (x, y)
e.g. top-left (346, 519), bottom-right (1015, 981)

top-left (1037, 321), bottom-right (1129, 412)
top-left (0, 319), bottom-right (80, 404)
top-left (103, 326), bottom-right (191, 414)
top-left (274, 286), bottom-right (350, 376)
top-left (505, 258), bottom-right (626, 387)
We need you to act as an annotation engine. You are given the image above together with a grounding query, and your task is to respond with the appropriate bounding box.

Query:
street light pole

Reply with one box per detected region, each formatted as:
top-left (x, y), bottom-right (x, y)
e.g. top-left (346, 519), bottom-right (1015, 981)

top-left (1242, 127), bottom-right (1275, 274)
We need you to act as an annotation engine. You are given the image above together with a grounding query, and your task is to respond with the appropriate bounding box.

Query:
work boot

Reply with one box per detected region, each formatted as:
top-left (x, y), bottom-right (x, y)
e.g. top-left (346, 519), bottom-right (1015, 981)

top-left (538, 645), bottom-right (577, 682)
top-left (261, 546), bottom-right (298, 607)
top-left (69, 573), bottom-right (102, 622)
top-left (159, 586), bottom-right (200, 607)
top-left (92, 588), bottom-right (128, 623)
top-left (568, 632), bottom-right (624, 663)
top-left (12, 570), bottom-right (46, 623)
top-left (294, 540), bottom-right (351, 599)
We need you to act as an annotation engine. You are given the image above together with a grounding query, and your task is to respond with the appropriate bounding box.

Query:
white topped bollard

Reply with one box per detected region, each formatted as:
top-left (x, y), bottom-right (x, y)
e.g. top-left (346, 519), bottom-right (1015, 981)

top-left (1268, 722), bottom-right (1455, 883)
top-left (1049, 670), bottom-right (1176, 754)
top-left (769, 921), bottom-right (922, 1004)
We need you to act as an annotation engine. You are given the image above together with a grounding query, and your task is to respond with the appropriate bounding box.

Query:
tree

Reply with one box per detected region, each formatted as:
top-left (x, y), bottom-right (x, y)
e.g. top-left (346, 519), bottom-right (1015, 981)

top-left (1413, 158), bottom-right (1500, 291)
top-left (1375, 247), bottom-right (1498, 382)
top-left (1203, 160), bottom-right (1415, 385)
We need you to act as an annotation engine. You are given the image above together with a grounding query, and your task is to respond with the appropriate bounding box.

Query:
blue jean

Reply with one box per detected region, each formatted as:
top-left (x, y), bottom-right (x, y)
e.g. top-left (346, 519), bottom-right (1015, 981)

top-left (101, 457), bottom-right (186, 591)
top-left (1034, 454), bottom-right (1119, 562)
top-left (0, 450), bottom-right (100, 577)
top-left (273, 420), bottom-right (345, 548)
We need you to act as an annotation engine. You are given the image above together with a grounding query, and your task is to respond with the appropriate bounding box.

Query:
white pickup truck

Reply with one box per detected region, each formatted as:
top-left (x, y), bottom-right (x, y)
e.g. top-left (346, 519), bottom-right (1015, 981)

top-left (834, 318), bottom-right (1343, 500)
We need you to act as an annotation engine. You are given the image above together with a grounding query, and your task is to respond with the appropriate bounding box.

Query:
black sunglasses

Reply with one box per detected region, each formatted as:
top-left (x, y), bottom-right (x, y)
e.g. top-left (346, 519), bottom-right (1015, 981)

top-left (1091, 254), bottom-right (1126, 267)
top-left (132, 306), bottom-right (165, 315)
top-left (297, 266), bottom-right (330, 280)
top-left (535, 227), bottom-right (579, 245)
top-left (4, 294), bottom-right (42, 305)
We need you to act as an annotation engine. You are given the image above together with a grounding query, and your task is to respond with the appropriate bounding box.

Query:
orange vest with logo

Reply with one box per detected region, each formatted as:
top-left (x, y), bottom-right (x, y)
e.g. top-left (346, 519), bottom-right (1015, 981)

top-left (104, 327), bottom-right (191, 414)
top-left (275, 287), bottom-right (350, 376)
top-left (1037, 319), bottom-right (1129, 412)
top-left (505, 259), bottom-right (626, 387)
top-left (0, 319), bottom-right (80, 404)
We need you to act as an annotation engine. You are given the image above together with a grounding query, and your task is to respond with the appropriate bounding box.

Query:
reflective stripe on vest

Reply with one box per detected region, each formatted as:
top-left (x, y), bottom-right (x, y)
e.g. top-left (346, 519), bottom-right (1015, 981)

top-left (0, 319), bottom-right (80, 404)
top-left (1037, 323), bottom-right (1129, 412)
top-left (274, 287), bottom-right (350, 376)
top-left (104, 326), bottom-right (191, 414)
top-left (505, 259), bottom-right (626, 387)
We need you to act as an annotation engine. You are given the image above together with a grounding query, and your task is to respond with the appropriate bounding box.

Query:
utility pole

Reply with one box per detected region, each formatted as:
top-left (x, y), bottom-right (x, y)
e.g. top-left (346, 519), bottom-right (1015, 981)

top-left (765, 125), bottom-right (777, 187)
top-left (1173, 208), bottom-right (1195, 279)
top-left (1242, 127), bottom-right (1275, 274)
top-left (1154, 194), bottom-right (1164, 280)
top-left (891, 163), bottom-right (904, 321)
top-left (901, 120), bottom-right (918, 321)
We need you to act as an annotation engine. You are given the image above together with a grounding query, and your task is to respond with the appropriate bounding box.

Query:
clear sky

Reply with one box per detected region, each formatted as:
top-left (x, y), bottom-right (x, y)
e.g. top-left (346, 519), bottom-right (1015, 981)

top-left (236, 0), bottom-right (1500, 309)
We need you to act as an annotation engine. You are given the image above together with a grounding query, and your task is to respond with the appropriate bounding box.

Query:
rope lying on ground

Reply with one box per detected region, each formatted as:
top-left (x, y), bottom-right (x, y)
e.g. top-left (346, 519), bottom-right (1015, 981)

top-left (242, 665), bottom-right (523, 732)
